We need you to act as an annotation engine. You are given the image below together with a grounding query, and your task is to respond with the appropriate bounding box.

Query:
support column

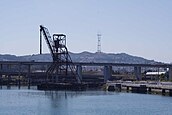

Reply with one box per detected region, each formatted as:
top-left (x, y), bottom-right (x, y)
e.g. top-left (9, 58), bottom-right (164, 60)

top-left (168, 67), bottom-right (172, 81)
top-left (0, 64), bottom-right (2, 89)
top-left (138, 67), bottom-right (141, 80)
top-left (0, 74), bottom-right (2, 89)
top-left (7, 65), bottom-right (11, 89)
top-left (18, 64), bottom-right (21, 89)
top-left (27, 65), bottom-right (31, 89)
top-left (0, 64), bottom-right (2, 71)
top-left (7, 75), bottom-right (11, 89)
top-left (134, 66), bottom-right (141, 80)
top-left (109, 66), bottom-right (112, 79)
top-left (77, 65), bottom-right (82, 81)
top-left (104, 66), bottom-right (111, 82)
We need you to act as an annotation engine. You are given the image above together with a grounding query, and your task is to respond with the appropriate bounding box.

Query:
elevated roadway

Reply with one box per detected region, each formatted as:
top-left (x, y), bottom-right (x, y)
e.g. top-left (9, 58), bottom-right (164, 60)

top-left (0, 61), bottom-right (172, 81)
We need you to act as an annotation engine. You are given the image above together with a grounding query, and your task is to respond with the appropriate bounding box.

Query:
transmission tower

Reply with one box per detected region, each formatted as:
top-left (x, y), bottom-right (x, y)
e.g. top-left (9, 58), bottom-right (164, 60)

top-left (97, 33), bottom-right (101, 53)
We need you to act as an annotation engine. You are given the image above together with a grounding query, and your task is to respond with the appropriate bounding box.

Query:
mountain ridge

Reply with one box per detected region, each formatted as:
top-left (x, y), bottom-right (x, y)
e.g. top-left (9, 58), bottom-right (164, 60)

top-left (0, 52), bottom-right (162, 64)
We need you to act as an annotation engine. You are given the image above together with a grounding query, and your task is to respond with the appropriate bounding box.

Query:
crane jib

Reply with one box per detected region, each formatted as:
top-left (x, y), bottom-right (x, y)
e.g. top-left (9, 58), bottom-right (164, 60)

top-left (39, 25), bottom-right (81, 83)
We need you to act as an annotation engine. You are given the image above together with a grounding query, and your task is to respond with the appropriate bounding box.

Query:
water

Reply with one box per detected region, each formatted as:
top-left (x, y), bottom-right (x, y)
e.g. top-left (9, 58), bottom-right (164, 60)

top-left (0, 87), bottom-right (172, 115)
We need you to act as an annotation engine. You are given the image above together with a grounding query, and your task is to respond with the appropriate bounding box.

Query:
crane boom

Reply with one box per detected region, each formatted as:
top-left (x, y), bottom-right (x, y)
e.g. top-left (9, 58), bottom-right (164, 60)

top-left (40, 25), bottom-right (55, 61)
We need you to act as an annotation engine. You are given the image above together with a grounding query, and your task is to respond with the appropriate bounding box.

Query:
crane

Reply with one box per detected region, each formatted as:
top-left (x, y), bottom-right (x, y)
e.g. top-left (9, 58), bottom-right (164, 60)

top-left (39, 25), bottom-right (81, 83)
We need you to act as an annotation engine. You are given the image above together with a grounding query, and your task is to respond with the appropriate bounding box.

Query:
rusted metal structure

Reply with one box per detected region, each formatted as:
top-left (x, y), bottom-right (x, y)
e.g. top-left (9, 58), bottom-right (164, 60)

top-left (39, 25), bottom-right (81, 83)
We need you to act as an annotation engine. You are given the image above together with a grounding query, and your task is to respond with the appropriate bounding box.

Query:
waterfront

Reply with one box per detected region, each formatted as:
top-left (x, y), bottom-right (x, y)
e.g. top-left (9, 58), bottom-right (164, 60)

top-left (0, 87), bottom-right (172, 115)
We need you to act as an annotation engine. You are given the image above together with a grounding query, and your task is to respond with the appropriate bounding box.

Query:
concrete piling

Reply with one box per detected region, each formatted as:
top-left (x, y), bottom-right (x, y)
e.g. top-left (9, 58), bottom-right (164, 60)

top-left (162, 89), bottom-right (166, 95)
top-left (139, 85), bottom-right (147, 93)
top-left (107, 85), bottom-right (115, 91)
top-left (115, 83), bottom-right (121, 91)
top-left (148, 87), bottom-right (151, 93)
top-left (169, 89), bottom-right (172, 96)
top-left (7, 75), bottom-right (11, 89)
top-left (127, 86), bottom-right (130, 92)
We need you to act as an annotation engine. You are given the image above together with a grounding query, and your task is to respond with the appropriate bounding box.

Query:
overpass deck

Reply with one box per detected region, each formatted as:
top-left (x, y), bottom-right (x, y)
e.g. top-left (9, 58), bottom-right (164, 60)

top-left (0, 61), bottom-right (171, 68)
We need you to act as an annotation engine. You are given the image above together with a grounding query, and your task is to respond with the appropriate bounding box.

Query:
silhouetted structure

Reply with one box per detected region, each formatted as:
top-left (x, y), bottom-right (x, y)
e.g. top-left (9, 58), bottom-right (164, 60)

top-left (97, 33), bottom-right (101, 53)
top-left (39, 25), bottom-right (81, 83)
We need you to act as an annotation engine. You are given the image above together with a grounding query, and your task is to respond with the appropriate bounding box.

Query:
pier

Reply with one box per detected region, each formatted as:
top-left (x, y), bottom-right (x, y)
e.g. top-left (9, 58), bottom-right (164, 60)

top-left (107, 81), bottom-right (172, 96)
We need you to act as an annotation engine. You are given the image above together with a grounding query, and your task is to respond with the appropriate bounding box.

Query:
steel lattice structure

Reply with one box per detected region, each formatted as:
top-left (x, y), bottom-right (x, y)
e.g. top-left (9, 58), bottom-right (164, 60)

top-left (40, 25), bottom-right (81, 83)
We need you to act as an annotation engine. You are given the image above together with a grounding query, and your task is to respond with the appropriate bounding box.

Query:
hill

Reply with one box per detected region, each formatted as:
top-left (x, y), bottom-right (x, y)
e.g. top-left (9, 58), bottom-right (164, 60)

top-left (0, 52), bottom-right (160, 64)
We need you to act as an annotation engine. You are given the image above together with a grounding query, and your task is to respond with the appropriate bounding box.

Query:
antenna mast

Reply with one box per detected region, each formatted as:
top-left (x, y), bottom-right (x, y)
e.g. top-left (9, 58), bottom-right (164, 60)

top-left (97, 33), bottom-right (101, 53)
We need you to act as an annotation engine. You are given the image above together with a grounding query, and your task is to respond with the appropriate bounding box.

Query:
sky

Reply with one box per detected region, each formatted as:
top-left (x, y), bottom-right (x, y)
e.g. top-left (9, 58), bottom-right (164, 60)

top-left (0, 0), bottom-right (172, 63)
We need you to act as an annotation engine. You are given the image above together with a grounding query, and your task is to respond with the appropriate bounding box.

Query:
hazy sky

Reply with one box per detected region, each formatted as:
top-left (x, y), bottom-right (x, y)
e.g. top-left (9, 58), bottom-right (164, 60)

top-left (0, 0), bottom-right (172, 62)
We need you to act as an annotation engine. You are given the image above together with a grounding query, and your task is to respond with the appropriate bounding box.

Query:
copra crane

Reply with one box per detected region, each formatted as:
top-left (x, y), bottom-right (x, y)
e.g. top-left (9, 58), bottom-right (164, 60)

top-left (39, 25), bottom-right (81, 83)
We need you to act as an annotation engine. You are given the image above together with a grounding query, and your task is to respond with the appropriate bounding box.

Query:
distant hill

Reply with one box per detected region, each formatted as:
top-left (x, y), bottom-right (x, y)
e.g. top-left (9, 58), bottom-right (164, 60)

top-left (0, 52), bottom-right (161, 64)
top-left (69, 52), bottom-right (158, 64)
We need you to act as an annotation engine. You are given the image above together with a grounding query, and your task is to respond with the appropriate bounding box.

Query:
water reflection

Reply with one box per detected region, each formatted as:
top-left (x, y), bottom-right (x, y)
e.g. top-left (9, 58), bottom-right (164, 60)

top-left (44, 90), bottom-right (117, 100)
top-left (0, 87), bottom-right (172, 115)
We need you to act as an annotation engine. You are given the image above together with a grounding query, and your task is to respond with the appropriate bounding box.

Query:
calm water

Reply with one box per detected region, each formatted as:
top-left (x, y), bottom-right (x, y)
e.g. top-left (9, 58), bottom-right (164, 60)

top-left (0, 87), bottom-right (172, 115)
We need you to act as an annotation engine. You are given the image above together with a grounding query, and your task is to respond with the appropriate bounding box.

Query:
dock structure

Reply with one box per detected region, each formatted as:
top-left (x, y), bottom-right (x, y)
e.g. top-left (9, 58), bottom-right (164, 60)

top-left (107, 81), bottom-right (172, 96)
